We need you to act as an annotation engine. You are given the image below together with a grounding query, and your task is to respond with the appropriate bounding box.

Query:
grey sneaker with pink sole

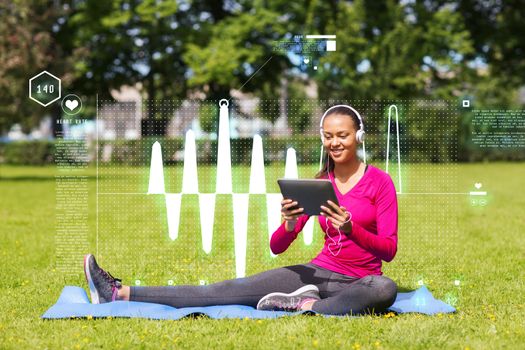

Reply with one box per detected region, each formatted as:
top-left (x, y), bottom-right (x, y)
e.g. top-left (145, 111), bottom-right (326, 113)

top-left (256, 284), bottom-right (321, 312)
top-left (83, 254), bottom-right (122, 304)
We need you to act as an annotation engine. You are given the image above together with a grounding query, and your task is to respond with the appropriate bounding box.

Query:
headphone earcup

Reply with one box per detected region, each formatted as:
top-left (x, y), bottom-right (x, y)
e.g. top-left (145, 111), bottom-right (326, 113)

top-left (356, 130), bottom-right (365, 144)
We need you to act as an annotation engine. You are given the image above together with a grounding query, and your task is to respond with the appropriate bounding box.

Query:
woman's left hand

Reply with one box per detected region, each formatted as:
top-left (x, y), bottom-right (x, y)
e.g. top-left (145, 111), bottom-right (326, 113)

top-left (320, 200), bottom-right (352, 234)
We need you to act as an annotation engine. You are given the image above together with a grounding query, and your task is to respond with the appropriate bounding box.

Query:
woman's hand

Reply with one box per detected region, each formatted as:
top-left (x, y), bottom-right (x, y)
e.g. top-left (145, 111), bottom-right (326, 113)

top-left (281, 198), bottom-right (304, 221)
top-left (320, 200), bottom-right (352, 234)
top-left (281, 198), bottom-right (304, 232)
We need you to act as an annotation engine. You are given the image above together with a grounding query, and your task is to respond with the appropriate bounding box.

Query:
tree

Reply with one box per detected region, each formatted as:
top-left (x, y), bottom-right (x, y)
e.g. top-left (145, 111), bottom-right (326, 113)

top-left (66, 0), bottom-right (183, 120)
top-left (182, 5), bottom-right (291, 101)
top-left (312, 0), bottom-right (474, 101)
top-left (456, 0), bottom-right (525, 108)
top-left (0, 0), bottom-right (65, 134)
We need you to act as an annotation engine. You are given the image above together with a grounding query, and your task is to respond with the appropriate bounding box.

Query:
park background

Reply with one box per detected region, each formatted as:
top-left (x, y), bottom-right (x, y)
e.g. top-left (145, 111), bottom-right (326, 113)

top-left (1, 1), bottom-right (524, 349)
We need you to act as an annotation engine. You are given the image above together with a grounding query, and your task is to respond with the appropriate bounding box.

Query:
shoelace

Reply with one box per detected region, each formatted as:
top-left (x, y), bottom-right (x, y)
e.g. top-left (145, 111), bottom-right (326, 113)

top-left (101, 269), bottom-right (122, 286)
top-left (100, 269), bottom-right (122, 301)
top-left (275, 297), bottom-right (303, 311)
top-left (276, 302), bottom-right (298, 312)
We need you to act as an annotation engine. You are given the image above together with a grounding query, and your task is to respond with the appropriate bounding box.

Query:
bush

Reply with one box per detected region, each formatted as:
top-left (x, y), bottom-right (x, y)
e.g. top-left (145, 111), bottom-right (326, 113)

top-left (1, 140), bottom-right (54, 165)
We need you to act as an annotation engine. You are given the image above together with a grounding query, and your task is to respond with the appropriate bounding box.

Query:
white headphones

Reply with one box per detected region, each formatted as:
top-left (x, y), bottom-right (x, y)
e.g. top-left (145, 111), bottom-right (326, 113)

top-left (319, 104), bottom-right (366, 144)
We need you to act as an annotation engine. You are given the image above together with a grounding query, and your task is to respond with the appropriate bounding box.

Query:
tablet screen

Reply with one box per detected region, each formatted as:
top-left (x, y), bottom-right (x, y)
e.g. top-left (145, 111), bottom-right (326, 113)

top-left (277, 179), bottom-right (339, 216)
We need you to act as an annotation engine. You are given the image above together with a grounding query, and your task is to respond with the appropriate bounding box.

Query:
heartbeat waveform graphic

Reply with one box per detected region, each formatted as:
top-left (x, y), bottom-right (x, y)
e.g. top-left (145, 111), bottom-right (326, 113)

top-left (145, 101), bottom-right (405, 277)
top-left (146, 100), bottom-right (317, 278)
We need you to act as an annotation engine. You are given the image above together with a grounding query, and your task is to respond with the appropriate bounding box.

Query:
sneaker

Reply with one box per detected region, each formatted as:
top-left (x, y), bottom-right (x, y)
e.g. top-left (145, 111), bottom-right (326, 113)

top-left (83, 254), bottom-right (122, 304)
top-left (256, 285), bottom-right (321, 312)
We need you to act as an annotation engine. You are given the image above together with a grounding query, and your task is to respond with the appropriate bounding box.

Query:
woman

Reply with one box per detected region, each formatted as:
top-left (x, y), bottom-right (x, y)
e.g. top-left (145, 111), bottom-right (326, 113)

top-left (84, 104), bottom-right (398, 316)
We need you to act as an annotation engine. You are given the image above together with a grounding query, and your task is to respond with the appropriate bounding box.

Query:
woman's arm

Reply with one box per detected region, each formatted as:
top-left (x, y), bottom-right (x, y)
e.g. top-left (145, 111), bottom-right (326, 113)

top-left (270, 215), bottom-right (310, 254)
top-left (346, 178), bottom-right (398, 262)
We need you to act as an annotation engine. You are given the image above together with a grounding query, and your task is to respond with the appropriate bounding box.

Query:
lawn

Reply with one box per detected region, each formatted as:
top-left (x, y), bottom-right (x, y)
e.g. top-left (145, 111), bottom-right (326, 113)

top-left (0, 162), bottom-right (524, 349)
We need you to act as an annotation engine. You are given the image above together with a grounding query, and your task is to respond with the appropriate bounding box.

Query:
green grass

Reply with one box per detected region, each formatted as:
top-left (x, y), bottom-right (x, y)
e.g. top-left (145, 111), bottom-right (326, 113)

top-left (1, 162), bottom-right (524, 349)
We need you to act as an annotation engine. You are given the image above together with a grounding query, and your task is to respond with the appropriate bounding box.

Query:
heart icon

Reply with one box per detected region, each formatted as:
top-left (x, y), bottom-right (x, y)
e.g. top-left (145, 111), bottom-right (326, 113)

top-left (474, 183), bottom-right (482, 189)
top-left (65, 99), bottom-right (79, 111)
top-left (303, 58), bottom-right (309, 64)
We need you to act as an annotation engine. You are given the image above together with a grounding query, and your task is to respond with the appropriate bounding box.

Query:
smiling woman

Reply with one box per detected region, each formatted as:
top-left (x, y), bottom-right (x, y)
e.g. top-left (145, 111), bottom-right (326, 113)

top-left (317, 104), bottom-right (367, 180)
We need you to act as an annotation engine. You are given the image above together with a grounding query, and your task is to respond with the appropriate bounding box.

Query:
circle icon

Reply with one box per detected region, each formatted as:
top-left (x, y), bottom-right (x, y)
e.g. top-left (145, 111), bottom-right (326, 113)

top-left (61, 94), bottom-right (83, 115)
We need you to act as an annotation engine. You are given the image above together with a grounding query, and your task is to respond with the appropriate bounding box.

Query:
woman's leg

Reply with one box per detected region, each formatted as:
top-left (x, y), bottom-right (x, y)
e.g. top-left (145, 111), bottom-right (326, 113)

top-left (128, 262), bottom-right (332, 308)
top-left (311, 275), bottom-right (398, 315)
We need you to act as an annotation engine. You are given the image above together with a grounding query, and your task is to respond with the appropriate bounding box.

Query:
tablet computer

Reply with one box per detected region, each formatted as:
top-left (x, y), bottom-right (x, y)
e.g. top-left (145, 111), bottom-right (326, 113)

top-left (277, 179), bottom-right (339, 216)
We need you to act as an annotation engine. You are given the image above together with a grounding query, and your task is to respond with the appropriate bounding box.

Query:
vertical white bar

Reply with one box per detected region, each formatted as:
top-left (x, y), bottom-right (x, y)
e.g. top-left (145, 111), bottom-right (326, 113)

top-left (284, 148), bottom-right (298, 179)
top-left (233, 193), bottom-right (249, 277)
top-left (303, 216), bottom-right (315, 246)
top-left (266, 193), bottom-right (283, 258)
top-left (216, 99), bottom-right (232, 194)
top-left (147, 141), bottom-right (166, 194)
top-left (249, 134), bottom-right (266, 194)
top-left (165, 193), bottom-right (182, 240)
top-left (199, 193), bottom-right (216, 254)
top-left (182, 129), bottom-right (199, 194)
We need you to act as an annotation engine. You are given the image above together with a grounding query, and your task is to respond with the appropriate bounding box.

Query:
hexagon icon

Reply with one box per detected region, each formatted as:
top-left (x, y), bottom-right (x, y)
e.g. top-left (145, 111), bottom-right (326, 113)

top-left (29, 71), bottom-right (61, 107)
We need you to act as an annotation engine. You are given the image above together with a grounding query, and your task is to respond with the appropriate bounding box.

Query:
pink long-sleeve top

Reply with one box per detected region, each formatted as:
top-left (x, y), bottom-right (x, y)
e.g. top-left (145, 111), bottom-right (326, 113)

top-left (270, 165), bottom-right (398, 278)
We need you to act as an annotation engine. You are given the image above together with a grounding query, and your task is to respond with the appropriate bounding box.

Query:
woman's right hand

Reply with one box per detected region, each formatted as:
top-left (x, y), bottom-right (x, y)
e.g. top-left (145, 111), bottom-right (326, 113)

top-left (281, 199), bottom-right (304, 232)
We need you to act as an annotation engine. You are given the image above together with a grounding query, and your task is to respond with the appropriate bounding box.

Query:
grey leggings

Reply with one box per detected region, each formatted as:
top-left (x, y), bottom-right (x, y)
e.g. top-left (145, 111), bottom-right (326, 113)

top-left (130, 262), bottom-right (398, 316)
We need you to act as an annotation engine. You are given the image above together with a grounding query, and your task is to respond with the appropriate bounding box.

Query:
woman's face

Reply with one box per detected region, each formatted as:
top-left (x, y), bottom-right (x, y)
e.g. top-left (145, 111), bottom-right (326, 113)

top-left (322, 113), bottom-right (359, 164)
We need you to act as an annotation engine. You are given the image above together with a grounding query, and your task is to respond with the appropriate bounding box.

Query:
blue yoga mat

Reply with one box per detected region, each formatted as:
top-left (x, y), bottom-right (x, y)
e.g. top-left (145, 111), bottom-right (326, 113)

top-left (42, 285), bottom-right (455, 320)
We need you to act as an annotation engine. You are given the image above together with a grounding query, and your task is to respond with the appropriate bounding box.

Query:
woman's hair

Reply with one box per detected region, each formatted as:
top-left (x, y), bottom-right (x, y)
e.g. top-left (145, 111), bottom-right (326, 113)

top-left (315, 106), bottom-right (361, 179)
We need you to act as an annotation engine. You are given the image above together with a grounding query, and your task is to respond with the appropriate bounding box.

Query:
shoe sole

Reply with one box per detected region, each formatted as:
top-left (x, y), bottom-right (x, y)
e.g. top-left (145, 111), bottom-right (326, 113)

top-left (83, 254), bottom-right (100, 304)
top-left (256, 284), bottom-right (319, 310)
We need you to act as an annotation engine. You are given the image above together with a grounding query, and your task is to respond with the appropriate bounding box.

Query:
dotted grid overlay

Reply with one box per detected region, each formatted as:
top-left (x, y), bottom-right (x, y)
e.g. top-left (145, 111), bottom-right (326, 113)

top-left (96, 99), bottom-right (460, 286)
top-left (349, 100), bottom-right (460, 284)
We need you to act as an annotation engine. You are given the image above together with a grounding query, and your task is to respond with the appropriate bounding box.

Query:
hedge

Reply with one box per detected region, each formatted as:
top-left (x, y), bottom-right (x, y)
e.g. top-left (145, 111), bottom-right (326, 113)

top-left (1, 135), bottom-right (524, 165)
top-left (0, 140), bottom-right (55, 165)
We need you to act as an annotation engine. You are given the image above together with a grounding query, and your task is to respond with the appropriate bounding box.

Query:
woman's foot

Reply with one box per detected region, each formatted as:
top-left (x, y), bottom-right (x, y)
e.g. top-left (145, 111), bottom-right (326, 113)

top-left (83, 254), bottom-right (123, 304)
top-left (256, 285), bottom-right (320, 312)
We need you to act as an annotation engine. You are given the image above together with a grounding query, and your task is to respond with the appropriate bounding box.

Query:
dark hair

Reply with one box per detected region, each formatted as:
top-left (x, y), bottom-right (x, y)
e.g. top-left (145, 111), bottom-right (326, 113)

top-left (314, 105), bottom-right (361, 179)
